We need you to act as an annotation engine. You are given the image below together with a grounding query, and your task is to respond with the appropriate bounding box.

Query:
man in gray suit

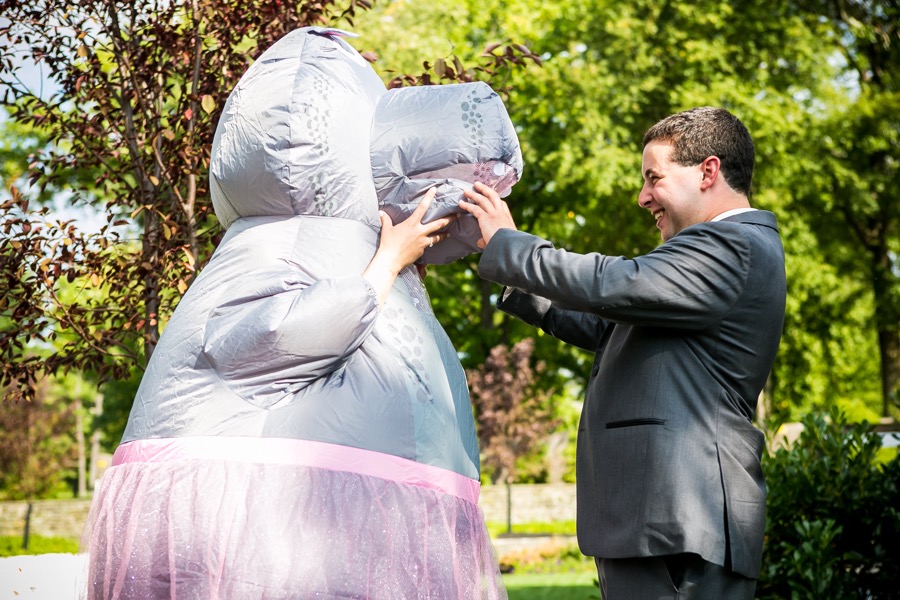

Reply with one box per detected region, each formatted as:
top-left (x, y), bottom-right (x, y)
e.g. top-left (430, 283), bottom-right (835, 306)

top-left (459, 107), bottom-right (786, 599)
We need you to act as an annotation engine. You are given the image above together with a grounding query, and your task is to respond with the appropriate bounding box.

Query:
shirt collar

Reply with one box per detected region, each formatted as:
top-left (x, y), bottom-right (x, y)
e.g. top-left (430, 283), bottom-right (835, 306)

top-left (712, 207), bottom-right (757, 222)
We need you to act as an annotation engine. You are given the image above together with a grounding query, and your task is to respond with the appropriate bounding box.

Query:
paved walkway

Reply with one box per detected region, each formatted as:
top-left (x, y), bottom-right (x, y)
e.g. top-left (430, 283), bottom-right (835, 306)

top-left (0, 553), bottom-right (86, 600)
top-left (0, 537), bottom-right (576, 599)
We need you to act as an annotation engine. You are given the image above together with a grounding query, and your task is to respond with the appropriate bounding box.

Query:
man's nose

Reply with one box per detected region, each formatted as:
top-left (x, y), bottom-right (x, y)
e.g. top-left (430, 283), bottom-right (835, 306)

top-left (638, 184), bottom-right (652, 208)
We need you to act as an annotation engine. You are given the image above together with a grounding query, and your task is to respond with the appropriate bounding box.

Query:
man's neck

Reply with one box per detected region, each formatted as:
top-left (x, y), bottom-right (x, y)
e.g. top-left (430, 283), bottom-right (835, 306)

top-left (703, 189), bottom-right (751, 222)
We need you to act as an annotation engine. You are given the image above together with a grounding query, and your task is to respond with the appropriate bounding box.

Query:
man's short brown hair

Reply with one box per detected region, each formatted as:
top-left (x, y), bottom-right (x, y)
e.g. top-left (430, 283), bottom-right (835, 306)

top-left (644, 107), bottom-right (755, 196)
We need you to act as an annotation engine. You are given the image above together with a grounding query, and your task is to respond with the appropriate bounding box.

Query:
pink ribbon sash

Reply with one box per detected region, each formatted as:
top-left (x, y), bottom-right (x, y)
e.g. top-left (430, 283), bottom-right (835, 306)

top-left (113, 436), bottom-right (481, 504)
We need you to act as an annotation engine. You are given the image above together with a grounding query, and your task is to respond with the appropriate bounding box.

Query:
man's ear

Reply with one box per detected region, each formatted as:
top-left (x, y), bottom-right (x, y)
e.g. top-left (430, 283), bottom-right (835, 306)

top-left (700, 156), bottom-right (720, 191)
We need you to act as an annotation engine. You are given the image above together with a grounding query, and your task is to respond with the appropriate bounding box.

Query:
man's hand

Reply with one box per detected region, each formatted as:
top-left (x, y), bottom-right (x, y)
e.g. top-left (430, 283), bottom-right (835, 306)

top-left (459, 181), bottom-right (517, 249)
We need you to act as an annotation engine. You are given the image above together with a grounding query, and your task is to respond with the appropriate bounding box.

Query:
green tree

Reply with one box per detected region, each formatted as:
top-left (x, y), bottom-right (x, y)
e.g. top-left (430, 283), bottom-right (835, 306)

top-left (3, 0), bottom-right (436, 406)
top-left (772, 214), bottom-right (882, 423)
top-left (468, 338), bottom-right (559, 485)
top-left (354, 0), bottom-right (897, 421)
top-left (778, 1), bottom-right (900, 417)
top-left (1, 0), bottom-right (275, 400)
top-left (0, 0), bottom-right (536, 464)
top-left (466, 338), bottom-right (560, 531)
top-left (0, 377), bottom-right (77, 548)
top-left (0, 0), bottom-right (544, 493)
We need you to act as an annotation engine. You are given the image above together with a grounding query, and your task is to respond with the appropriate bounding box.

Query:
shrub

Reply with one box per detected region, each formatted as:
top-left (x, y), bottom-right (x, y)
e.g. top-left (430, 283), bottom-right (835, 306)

top-left (758, 410), bottom-right (900, 599)
top-left (498, 540), bottom-right (594, 575)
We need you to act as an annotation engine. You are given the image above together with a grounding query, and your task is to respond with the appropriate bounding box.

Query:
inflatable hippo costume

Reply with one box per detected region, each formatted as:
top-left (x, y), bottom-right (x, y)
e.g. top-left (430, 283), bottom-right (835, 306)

top-left (81, 27), bottom-right (522, 599)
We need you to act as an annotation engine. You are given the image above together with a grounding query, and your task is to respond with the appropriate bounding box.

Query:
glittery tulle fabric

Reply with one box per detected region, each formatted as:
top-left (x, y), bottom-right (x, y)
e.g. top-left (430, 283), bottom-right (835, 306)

top-left (80, 460), bottom-right (507, 600)
top-left (82, 460), bottom-right (506, 600)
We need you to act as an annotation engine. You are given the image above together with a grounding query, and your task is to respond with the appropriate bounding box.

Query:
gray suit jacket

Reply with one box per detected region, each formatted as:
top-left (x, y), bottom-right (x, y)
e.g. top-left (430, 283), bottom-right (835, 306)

top-left (478, 210), bottom-right (786, 578)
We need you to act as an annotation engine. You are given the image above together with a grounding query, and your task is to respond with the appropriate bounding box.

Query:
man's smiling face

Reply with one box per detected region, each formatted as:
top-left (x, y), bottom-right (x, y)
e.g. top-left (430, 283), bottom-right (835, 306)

top-left (638, 140), bottom-right (706, 242)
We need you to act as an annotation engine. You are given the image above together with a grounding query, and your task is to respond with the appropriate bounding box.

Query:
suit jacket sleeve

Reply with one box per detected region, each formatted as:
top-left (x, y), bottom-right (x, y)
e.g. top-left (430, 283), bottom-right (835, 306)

top-left (479, 225), bottom-right (751, 331)
top-left (495, 287), bottom-right (609, 352)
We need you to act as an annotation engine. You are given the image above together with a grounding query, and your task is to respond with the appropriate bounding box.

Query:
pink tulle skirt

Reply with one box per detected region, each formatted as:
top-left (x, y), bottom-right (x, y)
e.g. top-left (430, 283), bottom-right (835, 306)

top-left (80, 443), bottom-right (506, 599)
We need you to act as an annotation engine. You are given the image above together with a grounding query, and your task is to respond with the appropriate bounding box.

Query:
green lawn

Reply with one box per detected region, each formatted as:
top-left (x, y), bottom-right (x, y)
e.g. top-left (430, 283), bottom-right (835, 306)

top-left (503, 572), bottom-right (598, 600)
top-left (487, 521), bottom-right (577, 537)
top-left (0, 535), bottom-right (79, 557)
top-left (2, 535), bottom-right (602, 600)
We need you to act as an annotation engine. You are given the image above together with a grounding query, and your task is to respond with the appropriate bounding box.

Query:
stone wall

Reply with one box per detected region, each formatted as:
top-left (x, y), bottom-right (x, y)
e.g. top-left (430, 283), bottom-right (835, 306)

top-left (478, 483), bottom-right (577, 525)
top-left (0, 484), bottom-right (577, 540)
top-left (0, 499), bottom-right (93, 540)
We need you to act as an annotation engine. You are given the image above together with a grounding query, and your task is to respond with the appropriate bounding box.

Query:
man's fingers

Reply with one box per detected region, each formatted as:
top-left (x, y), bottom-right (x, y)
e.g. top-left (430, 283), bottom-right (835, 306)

top-left (462, 187), bottom-right (486, 206)
top-left (472, 181), bottom-right (501, 204)
top-left (463, 181), bottom-right (504, 212)
top-left (457, 198), bottom-right (478, 215)
top-left (460, 194), bottom-right (490, 220)
top-left (473, 180), bottom-right (490, 193)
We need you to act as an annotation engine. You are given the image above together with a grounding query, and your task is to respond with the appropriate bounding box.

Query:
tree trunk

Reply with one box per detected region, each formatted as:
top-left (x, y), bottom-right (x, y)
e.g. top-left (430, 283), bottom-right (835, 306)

top-left (755, 373), bottom-right (773, 428)
top-left (871, 244), bottom-right (899, 417)
top-left (143, 207), bottom-right (161, 361)
top-left (22, 501), bottom-right (32, 550)
top-left (89, 393), bottom-right (103, 491)
top-left (76, 397), bottom-right (86, 497)
top-left (878, 329), bottom-right (899, 417)
top-left (505, 479), bottom-right (513, 535)
top-left (480, 278), bottom-right (494, 330)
